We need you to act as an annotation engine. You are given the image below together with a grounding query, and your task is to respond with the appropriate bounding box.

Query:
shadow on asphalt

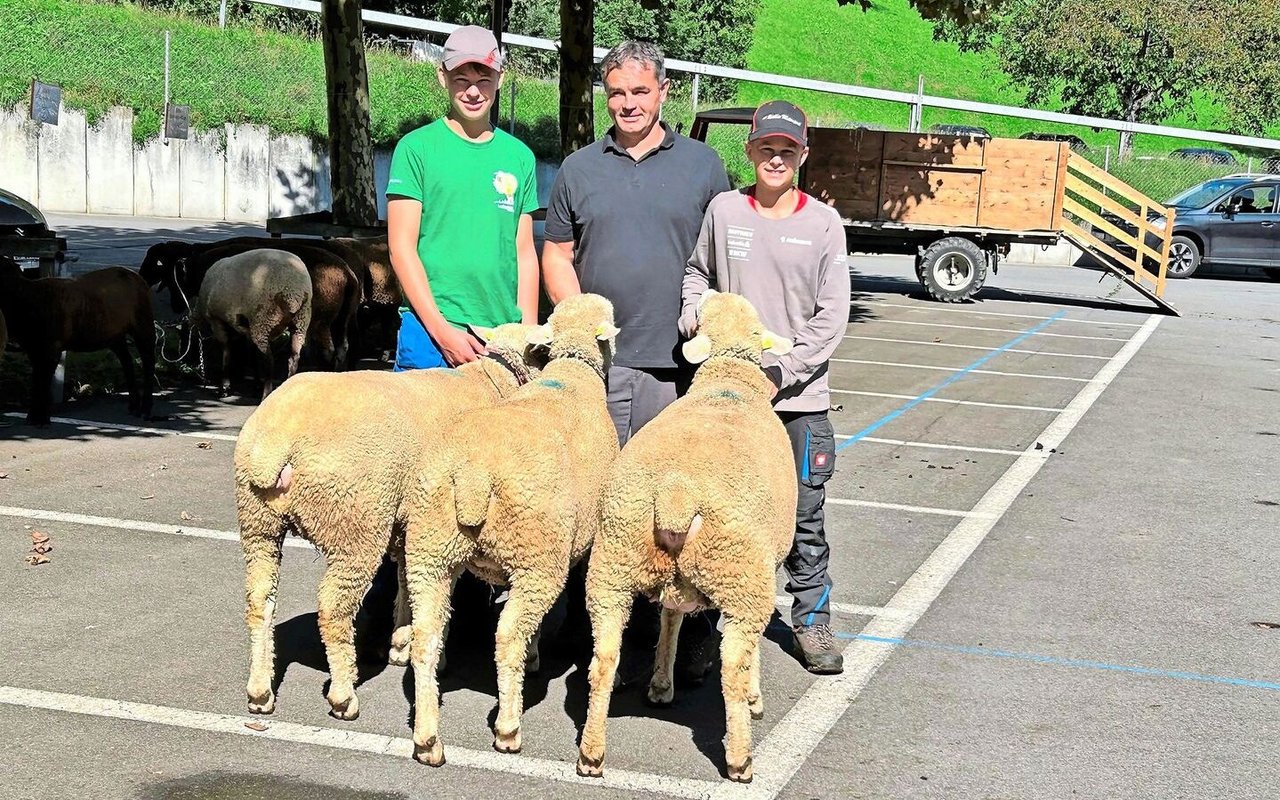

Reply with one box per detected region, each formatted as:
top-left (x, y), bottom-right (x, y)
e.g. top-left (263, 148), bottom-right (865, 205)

top-left (853, 270), bottom-right (1161, 315)
top-left (135, 771), bottom-right (407, 800)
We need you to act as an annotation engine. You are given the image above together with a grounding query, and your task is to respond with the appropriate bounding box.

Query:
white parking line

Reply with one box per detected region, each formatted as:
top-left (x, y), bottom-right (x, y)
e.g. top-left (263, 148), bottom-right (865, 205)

top-left (728, 314), bottom-right (1163, 800)
top-left (826, 498), bottom-right (997, 519)
top-left (839, 435), bottom-right (1023, 457)
top-left (870, 319), bottom-right (1122, 341)
top-left (842, 335), bottom-right (1112, 360)
top-left (831, 388), bottom-right (1062, 412)
top-left (0, 506), bottom-right (312, 550)
top-left (868, 302), bottom-right (1144, 327)
top-left (2, 413), bottom-right (240, 441)
top-left (832, 358), bottom-right (1090, 382)
top-left (773, 596), bottom-right (908, 621)
top-left (0, 686), bottom-right (721, 800)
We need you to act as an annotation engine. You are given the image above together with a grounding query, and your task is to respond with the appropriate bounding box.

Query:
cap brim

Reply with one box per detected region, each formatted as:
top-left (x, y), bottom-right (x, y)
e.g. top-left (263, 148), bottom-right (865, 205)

top-left (442, 55), bottom-right (504, 71)
top-left (748, 128), bottom-right (807, 147)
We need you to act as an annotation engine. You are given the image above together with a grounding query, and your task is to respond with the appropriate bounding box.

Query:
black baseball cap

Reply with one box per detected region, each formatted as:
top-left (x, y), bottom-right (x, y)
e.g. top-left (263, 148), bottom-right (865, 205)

top-left (748, 100), bottom-right (808, 147)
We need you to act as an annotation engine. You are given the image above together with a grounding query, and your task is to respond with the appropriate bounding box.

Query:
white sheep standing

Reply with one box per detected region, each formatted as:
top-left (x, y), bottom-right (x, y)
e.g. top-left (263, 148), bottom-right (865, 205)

top-left (190, 248), bottom-right (312, 399)
top-left (400, 293), bottom-right (620, 767)
top-left (577, 290), bottom-right (797, 784)
top-left (233, 323), bottom-right (542, 721)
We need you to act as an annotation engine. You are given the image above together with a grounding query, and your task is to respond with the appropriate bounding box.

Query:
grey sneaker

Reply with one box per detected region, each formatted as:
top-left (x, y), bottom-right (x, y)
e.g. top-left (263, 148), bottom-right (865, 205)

top-left (792, 624), bottom-right (844, 674)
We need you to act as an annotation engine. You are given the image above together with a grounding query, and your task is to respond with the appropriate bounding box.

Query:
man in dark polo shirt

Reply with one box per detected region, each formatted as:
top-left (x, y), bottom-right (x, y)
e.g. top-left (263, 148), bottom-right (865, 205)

top-left (543, 40), bottom-right (729, 446)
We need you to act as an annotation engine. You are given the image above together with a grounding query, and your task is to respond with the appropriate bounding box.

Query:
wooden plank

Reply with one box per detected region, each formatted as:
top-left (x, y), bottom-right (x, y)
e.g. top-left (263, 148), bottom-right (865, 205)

top-left (883, 160), bottom-right (986, 172)
top-left (1051, 144), bottom-right (1069, 229)
top-left (1063, 197), bottom-right (1165, 265)
top-left (977, 140), bottom-right (1060, 230)
top-left (1156, 207), bottom-right (1174, 297)
top-left (1067, 152), bottom-right (1170, 214)
top-left (1062, 218), bottom-right (1141, 273)
top-left (883, 132), bottom-right (986, 166)
top-left (1064, 175), bottom-right (1144, 226)
top-left (881, 166), bottom-right (982, 225)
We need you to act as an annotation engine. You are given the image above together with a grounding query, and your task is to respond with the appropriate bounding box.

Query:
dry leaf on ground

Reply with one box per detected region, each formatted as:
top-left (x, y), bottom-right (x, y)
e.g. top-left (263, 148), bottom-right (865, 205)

top-left (196, 441), bottom-right (213, 450)
top-left (180, 511), bottom-right (194, 521)
top-left (31, 531), bottom-right (49, 544)
top-left (24, 554), bottom-right (50, 566)
top-left (244, 721), bottom-right (268, 732)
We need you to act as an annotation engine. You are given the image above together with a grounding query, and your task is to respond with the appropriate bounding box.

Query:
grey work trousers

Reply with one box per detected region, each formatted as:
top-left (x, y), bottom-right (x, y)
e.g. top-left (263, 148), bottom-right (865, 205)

top-left (606, 365), bottom-right (682, 446)
top-left (779, 410), bottom-right (837, 627)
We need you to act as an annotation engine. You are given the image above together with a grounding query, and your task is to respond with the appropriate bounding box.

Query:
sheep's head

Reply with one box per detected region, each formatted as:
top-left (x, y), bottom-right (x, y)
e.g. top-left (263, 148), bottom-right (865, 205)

top-left (526, 293), bottom-right (619, 376)
top-left (681, 290), bottom-right (792, 366)
top-left (139, 241), bottom-right (197, 314)
top-left (468, 322), bottom-right (547, 380)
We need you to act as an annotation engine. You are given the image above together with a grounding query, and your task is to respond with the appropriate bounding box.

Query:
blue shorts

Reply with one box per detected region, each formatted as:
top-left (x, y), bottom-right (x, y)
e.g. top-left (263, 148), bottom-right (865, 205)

top-left (394, 310), bottom-right (448, 371)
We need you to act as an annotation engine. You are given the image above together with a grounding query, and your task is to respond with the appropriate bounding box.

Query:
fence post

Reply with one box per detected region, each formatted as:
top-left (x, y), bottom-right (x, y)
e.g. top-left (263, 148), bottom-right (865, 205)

top-left (691, 73), bottom-right (701, 116)
top-left (1248, 156), bottom-right (1254, 174)
top-left (509, 77), bottom-right (516, 134)
top-left (909, 74), bottom-right (924, 132)
top-left (1103, 144), bottom-right (1110, 172)
top-left (219, 0), bottom-right (228, 28)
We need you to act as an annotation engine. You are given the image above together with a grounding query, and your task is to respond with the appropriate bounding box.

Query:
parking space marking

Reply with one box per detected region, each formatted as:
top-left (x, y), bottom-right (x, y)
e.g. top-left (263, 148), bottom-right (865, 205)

top-left (835, 312), bottom-right (1067, 454)
top-left (2, 413), bottom-right (240, 441)
top-left (832, 357), bottom-right (1090, 382)
top-left (0, 686), bottom-right (723, 800)
top-left (726, 314), bottom-right (1163, 800)
top-left (0, 506), bottom-right (312, 550)
top-left (774, 596), bottom-right (909, 621)
top-left (831, 389), bottom-right (1062, 412)
top-left (839, 435), bottom-right (1023, 457)
top-left (868, 319), bottom-right (1122, 341)
top-left (842, 335), bottom-right (1111, 360)
top-left (867, 302), bottom-right (1144, 327)
top-left (826, 498), bottom-right (996, 519)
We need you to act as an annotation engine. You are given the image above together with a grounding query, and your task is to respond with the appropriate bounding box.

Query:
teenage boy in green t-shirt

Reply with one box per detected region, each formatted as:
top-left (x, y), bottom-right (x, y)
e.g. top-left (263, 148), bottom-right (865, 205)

top-left (386, 25), bottom-right (540, 369)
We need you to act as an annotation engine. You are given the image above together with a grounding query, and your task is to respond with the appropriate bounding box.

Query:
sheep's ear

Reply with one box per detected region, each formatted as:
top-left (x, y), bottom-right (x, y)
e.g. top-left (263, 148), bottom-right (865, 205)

top-left (467, 324), bottom-right (495, 344)
top-left (695, 288), bottom-right (719, 313)
top-left (525, 324), bottom-right (554, 345)
top-left (682, 334), bottom-right (713, 364)
top-left (761, 330), bottom-right (794, 356)
top-left (596, 322), bottom-right (621, 341)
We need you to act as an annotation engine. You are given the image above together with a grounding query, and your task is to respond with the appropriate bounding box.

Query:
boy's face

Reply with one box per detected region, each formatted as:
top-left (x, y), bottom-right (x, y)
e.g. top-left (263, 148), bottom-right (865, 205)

top-left (603, 60), bottom-right (669, 139)
top-left (438, 63), bottom-right (502, 122)
top-left (746, 135), bottom-right (808, 191)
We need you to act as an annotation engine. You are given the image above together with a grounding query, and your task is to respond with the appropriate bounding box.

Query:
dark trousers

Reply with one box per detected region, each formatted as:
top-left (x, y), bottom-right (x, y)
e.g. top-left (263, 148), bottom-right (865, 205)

top-left (606, 365), bottom-right (683, 446)
top-left (778, 410), bottom-right (837, 628)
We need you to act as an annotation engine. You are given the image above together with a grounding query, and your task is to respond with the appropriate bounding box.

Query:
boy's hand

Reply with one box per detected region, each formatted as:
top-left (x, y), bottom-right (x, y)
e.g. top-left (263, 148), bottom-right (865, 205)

top-left (435, 326), bottom-right (487, 366)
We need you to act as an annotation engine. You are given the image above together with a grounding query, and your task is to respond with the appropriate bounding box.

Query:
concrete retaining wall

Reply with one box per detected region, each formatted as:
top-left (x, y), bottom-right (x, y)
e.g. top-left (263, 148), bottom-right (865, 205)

top-left (0, 105), bottom-right (40, 204)
top-left (225, 124), bottom-right (270, 223)
top-left (36, 104), bottom-right (87, 213)
top-left (86, 107), bottom-right (134, 215)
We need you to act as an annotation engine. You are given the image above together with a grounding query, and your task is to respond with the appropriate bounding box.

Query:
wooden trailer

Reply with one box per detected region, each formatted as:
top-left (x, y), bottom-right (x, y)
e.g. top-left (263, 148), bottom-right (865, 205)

top-left (690, 109), bottom-right (1178, 314)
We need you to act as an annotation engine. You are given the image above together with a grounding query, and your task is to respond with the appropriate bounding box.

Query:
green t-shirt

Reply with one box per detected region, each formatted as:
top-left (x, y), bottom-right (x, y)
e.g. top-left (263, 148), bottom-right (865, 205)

top-left (386, 119), bottom-right (538, 328)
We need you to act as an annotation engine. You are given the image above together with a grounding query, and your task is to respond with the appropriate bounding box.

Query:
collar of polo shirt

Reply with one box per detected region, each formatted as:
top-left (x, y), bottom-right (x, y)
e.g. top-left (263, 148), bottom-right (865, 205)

top-left (602, 121), bottom-right (677, 159)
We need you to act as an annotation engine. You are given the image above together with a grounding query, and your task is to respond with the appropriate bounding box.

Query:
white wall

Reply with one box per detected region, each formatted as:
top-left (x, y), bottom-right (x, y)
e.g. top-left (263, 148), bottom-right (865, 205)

top-left (0, 104), bottom-right (40, 204)
top-left (86, 107), bottom-right (134, 215)
top-left (36, 103), bottom-right (87, 213)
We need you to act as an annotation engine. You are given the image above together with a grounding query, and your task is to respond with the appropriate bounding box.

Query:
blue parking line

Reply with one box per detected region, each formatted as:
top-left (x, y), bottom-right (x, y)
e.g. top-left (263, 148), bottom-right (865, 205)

top-left (840, 632), bottom-right (1280, 692)
top-left (835, 310), bottom-right (1068, 452)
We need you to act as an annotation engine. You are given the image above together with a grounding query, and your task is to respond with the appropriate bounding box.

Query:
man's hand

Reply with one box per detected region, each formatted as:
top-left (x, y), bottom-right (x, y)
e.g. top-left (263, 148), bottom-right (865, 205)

top-left (434, 326), bottom-right (487, 366)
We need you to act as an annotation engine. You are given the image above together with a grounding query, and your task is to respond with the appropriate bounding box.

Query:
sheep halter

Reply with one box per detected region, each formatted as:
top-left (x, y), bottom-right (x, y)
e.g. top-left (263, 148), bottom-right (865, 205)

top-left (482, 350), bottom-right (530, 388)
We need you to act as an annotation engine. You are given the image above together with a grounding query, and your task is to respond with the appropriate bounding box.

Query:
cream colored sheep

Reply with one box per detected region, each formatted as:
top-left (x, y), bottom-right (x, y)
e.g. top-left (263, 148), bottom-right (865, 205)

top-left (234, 323), bottom-right (541, 721)
top-left (191, 249), bottom-right (312, 399)
top-left (577, 290), bottom-right (796, 784)
top-left (400, 293), bottom-right (620, 767)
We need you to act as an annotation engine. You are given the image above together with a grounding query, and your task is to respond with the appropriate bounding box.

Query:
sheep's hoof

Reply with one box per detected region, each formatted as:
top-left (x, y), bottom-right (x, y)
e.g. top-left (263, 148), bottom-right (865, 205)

top-left (387, 645), bottom-right (410, 668)
top-left (493, 728), bottom-right (521, 754)
top-left (327, 692), bottom-right (359, 721)
top-left (246, 690), bottom-right (276, 715)
top-left (645, 682), bottom-right (674, 707)
top-left (575, 753), bottom-right (604, 778)
top-left (524, 649), bottom-right (541, 675)
top-left (413, 737), bottom-right (445, 767)
top-left (749, 696), bottom-right (765, 720)
top-left (727, 756), bottom-right (754, 784)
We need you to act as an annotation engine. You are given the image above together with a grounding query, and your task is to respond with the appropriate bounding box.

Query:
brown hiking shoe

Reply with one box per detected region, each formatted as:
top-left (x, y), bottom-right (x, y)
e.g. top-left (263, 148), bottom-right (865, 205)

top-left (792, 624), bottom-right (844, 674)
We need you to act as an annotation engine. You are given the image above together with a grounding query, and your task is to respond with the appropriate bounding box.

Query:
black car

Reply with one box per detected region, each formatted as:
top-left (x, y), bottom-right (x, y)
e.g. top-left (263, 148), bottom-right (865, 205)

top-left (1019, 131), bottom-right (1089, 152)
top-left (1160, 175), bottom-right (1280, 278)
top-left (928, 123), bottom-right (991, 139)
top-left (0, 187), bottom-right (66, 276)
top-left (1170, 147), bottom-right (1239, 166)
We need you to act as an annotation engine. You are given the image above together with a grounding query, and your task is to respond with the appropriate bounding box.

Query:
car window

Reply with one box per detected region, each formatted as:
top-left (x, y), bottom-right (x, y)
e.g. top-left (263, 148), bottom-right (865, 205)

top-left (1168, 179), bottom-right (1241, 208)
top-left (1214, 186), bottom-right (1277, 214)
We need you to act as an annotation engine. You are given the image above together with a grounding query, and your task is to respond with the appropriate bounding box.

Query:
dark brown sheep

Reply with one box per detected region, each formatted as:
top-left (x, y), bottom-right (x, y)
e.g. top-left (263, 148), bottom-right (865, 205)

top-left (0, 256), bottom-right (155, 426)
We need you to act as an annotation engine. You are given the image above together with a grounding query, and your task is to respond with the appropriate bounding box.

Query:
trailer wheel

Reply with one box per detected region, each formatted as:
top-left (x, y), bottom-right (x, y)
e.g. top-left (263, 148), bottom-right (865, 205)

top-left (920, 237), bottom-right (988, 303)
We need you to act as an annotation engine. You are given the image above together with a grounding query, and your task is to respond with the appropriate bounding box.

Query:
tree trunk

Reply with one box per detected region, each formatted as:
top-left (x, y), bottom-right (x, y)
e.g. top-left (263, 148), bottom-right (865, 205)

top-left (559, 0), bottom-right (594, 158)
top-left (490, 0), bottom-right (512, 128)
top-left (321, 0), bottom-right (377, 226)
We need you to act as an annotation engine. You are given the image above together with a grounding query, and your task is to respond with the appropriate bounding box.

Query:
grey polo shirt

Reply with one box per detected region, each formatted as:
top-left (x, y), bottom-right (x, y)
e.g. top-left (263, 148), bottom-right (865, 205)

top-left (544, 123), bottom-right (729, 369)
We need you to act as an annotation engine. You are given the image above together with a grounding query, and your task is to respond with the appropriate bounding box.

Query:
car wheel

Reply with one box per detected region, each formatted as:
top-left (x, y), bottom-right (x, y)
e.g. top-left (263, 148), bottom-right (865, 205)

top-left (1166, 236), bottom-right (1201, 279)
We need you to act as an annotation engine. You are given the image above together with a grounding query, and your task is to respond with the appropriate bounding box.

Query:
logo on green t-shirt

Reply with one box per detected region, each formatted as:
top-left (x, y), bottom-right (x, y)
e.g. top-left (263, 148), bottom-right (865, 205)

top-left (493, 171), bottom-right (519, 213)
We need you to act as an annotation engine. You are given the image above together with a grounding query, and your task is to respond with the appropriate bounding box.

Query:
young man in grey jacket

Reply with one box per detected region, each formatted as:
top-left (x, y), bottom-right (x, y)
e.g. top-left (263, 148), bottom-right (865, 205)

top-left (680, 100), bottom-right (851, 674)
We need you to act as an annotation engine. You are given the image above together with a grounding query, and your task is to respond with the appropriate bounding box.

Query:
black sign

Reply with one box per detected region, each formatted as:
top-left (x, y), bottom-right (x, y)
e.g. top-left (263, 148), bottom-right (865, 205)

top-left (30, 81), bottom-right (60, 125)
top-left (164, 103), bottom-right (190, 140)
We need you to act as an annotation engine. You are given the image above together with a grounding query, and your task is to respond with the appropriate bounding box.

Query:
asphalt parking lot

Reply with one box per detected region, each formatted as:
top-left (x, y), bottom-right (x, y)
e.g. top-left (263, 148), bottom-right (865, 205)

top-left (2, 215), bottom-right (1278, 799)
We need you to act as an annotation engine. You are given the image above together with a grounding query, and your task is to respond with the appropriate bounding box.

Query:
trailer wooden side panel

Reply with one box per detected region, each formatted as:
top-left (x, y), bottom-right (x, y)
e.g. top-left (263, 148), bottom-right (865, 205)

top-left (803, 128), bottom-right (884, 220)
top-left (976, 139), bottom-right (1064, 230)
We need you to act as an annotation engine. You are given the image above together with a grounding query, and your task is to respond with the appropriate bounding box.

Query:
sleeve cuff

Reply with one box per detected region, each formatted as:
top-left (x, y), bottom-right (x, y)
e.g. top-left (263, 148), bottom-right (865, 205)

top-left (763, 365), bottom-right (783, 389)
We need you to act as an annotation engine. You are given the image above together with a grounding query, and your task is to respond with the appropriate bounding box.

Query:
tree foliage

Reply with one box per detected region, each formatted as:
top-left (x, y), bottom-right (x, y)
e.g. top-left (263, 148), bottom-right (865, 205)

top-left (836, 0), bottom-right (1004, 25)
top-left (934, 0), bottom-right (1280, 153)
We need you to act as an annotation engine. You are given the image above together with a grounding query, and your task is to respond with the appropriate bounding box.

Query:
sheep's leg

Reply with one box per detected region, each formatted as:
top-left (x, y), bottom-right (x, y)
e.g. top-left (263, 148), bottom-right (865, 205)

top-left (210, 323), bottom-right (232, 397)
top-left (646, 606), bottom-right (684, 706)
top-left (285, 322), bottom-right (306, 381)
top-left (492, 571), bottom-right (561, 755)
top-left (576, 588), bottom-right (634, 778)
top-left (109, 338), bottom-right (140, 416)
top-left (316, 550), bottom-right (383, 721)
top-left (407, 570), bottom-right (454, 766)
top-left (243, 525), bottom-right (285, 714)
top-left (253, 337), bottom-right (275, 400)
top-left (134, 323), bottom-right (156, 419)
top-left (748, 640), bottom-right (764, 720)
top-left (720, 615), bottom-right (765, 783)
top-left (388, 553), bottom-right (412, 667)
top-left (25, 348), bottom-right (58, 426)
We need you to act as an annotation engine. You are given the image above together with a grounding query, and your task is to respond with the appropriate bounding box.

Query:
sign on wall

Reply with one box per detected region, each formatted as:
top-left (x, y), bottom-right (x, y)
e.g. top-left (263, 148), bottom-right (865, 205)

top-left (164, 103), bottom-right (190, 140)
top-left (30, 81), bottom-right (61, 125)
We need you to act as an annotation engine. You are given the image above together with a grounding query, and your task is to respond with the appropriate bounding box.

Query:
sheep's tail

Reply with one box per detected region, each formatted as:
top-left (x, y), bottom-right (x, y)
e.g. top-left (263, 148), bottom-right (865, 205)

top-left (452, 461), bottom-right (493, 528)
top-left (654, 474), bottom-right (702, 555)
top-left (239, 424), bottom-right (296, 493)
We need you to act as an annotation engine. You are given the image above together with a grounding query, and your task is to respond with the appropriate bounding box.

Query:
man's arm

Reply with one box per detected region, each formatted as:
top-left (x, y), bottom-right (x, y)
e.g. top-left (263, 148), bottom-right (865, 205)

top-left (768, 215), bottom-right (851, 388)
top-left (679, 208), bottom-right (717, 338)
top-left (541, 166), bottom-right (581, 304)
top-left (387, 198), bottom-right (485, 365)
top-left (515, 214), bottom-right (539, 323)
